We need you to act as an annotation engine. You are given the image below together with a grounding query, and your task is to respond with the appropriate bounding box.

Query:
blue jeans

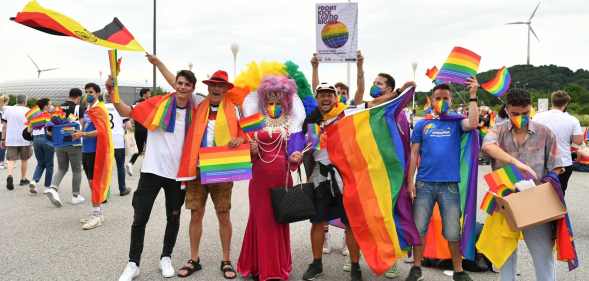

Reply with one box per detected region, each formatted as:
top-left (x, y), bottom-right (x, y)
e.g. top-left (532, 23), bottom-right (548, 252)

top-left (32, 135), bottom-right (55, 187)
top-left (114, 148), bottom-right (126, 192)
top-left (413, 181), bottom-right (461, 241)
top-left (500, 223), bottom-right (555, 281)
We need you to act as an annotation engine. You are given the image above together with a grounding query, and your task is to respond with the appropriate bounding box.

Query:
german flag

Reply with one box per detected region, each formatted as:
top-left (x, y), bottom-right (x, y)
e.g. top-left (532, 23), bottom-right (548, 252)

top-left (11, 0), bottom-right (144, 52)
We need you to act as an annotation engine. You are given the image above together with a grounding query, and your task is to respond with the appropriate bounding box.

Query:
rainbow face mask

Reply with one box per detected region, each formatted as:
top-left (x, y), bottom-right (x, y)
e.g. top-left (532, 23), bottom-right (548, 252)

top-left (433, 99), bottom-right (450, 115)
top-left (339, 95), bottom-right (348, 104)
top-left (266, 104), bottom-right (283, 119)
top-left (510, 114), bottom-right (529, 129)
top-left (370, 85), bottom-right (383, 98)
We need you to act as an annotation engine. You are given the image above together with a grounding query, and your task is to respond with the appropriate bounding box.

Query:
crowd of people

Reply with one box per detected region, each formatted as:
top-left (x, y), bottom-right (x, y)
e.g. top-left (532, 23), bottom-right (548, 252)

top-left (1, 50), bottom-right (587, 281)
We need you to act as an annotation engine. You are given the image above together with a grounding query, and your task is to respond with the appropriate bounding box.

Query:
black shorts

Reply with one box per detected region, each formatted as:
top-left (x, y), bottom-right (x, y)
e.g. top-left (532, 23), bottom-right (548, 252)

top-left (310, 180), bottom-right (347, 224)
top-left (82, 152), bottom-right (96, 180)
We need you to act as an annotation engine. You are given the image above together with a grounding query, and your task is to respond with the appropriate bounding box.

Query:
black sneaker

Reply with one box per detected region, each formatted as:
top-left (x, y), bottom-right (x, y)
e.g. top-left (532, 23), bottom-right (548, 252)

top-left (453, 271), bottom-right (473, 281)
top-left (6, 176), bottom-right (14, 190)
top-left (120, 188), bottom-right (132, 196)
top-left (302, 262), bottom-right (323, 281)
top-left (20, 179), bottom-right (30, 186)
top-left (405, 266), bottom-right (423, 281)
top-left (350, 267), bottom-right (363, 281)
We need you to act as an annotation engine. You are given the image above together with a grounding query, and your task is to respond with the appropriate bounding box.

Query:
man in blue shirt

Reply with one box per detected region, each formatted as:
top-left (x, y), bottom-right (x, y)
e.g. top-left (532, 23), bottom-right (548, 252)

top-left (405, 81), bottom-right (479, 281)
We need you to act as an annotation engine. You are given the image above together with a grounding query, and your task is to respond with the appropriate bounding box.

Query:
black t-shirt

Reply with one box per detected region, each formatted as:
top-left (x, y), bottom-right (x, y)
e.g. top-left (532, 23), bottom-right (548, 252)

top-left (61, 100), bottom-right (77, 117)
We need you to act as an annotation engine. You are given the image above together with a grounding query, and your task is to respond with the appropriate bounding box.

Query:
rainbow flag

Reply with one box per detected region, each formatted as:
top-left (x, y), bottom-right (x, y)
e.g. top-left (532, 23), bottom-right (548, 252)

top-left (306, 123), bottom-right (321, 151)
top-left (26, 106), bottom-right (50, 129)
top-left (239, 113), bottom-right (265, 133)
top-left (436, 47), bottom-right (481, 85)
top-left (11, 1), bottom-right (144, 51)
top-left (199, 144), bottom-right (252, 184)
top-left (425, 66), bottom-right (439, 80)
top-left (86, 102), bottom-right (113, 204)
top-left (108, 49), bottom-right (122, 103)
top-left (51, 106), bottom-right (66, 120)
top-left (479, 185), bottom-right (515, 215)
top-left (326, 88), bottom-right (420, 275)
top-left (484, 164), bottom-right (524, 191)
top-left (481, 66), bottom-right (511, 97)
top-left (130, 93), bottom-right (185, 133)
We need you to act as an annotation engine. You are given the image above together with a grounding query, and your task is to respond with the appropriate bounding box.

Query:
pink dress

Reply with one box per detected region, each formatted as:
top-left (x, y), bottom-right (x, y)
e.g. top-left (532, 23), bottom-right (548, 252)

top-left (237, 130), bottom-right (292, 281)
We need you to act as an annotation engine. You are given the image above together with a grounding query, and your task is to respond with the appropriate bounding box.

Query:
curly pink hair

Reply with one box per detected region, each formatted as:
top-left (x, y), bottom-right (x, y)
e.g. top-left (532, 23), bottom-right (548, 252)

top-left (257, 76), bottom-right (296, 116)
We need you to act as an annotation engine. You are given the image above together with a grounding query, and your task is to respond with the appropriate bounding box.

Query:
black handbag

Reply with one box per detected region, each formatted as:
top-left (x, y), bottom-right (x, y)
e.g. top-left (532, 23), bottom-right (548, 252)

top-left (270, 165), bottom-right (316, 224)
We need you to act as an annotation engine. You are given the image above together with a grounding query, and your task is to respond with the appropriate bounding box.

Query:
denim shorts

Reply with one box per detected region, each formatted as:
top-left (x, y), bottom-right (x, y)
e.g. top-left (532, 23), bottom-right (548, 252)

top-left (413, 181), bottom-right (462, 242)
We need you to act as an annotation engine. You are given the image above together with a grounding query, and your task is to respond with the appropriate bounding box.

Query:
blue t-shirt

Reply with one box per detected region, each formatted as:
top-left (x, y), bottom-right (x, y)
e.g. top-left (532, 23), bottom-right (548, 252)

top-left (82, 114), bottom-right (97, 153)
top-left (411, 118), bottom-right (463, 182)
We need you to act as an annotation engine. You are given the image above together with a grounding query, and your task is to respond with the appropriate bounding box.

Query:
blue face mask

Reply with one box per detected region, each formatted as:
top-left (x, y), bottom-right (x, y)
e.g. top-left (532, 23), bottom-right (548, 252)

top-left (370, 85), bottom-right (383, 98)
top-left (86, 95), bottom-right (95, 104)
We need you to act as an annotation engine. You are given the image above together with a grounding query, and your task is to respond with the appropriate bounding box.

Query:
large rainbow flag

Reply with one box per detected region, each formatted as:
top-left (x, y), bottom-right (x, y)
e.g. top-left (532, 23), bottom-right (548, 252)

top-left (421, 113), bottom-right (480, 261)
top-left (86, 102), bottom-right (114, 204)
top-left (435, 47), bottom-right (481, 85)
top-left (11, 0), bottom-right (144, 51)
top-left (326, 88), bottom-right (420, 275)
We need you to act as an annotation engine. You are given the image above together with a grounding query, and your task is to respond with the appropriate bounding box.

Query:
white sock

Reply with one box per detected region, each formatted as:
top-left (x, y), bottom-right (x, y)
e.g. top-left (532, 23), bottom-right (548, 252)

top-left (93, 206), bottom-right (102, 215)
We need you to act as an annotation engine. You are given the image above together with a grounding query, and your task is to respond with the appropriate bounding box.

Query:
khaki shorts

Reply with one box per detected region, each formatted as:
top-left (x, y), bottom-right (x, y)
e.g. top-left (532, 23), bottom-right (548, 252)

top-left (6, 146), bottom-right (33, 161)
top-left (185, 180), bottom-right (233, 212)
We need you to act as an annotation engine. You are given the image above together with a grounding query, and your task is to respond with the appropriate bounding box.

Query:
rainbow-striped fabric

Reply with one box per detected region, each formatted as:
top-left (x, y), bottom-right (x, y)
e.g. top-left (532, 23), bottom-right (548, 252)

top-left (481, 66), bottom-right (511, 97)
top-left (436, 46), bottom-right (481, 85)
top-left (86, 102), bottom-right (113, 204)
top-left (198, 144), bottom-right (252, 184)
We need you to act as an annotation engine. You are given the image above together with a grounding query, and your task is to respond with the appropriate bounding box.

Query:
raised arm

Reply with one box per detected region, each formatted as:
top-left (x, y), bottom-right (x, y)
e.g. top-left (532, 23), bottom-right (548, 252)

top-left (311, 53), bottom-right (319, 94)
top-left (105, 76), bottom-right (132, 117)
top-left (461, 77), bottom-right (480, 131)
top-left (353, 50), bottom-right (365, 105)
top-left (146, 53), bottom-right (176, 89)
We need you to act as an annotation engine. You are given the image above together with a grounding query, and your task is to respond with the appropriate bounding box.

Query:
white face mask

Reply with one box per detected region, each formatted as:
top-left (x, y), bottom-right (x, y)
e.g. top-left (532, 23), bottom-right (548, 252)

top-left (48, 105), bottom-right (55, 112)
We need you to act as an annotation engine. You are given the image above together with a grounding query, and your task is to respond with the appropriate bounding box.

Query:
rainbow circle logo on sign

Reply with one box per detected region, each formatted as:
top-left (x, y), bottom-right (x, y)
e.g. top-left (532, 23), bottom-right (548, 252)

top-left (321, 21), bottom-right (349, 49)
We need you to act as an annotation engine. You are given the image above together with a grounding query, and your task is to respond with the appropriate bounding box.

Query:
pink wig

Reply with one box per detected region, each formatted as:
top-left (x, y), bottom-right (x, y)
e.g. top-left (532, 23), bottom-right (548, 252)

top-left (258, 76), bottom-right (297, 116)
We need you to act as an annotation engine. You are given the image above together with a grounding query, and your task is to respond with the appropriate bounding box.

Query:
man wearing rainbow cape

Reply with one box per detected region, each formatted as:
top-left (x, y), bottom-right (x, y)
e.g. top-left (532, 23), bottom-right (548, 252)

top-left (407, 80), bottom-right (479, 281)
top-left (109, 55), bottom-right (206, 281)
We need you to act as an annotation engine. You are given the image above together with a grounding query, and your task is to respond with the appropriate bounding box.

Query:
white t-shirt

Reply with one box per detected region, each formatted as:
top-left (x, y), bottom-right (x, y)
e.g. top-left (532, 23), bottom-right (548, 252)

top-left (2, 105), bottom-right (31, 147)
top-left (141, 108), bottom-right (187, 180)
top-left (32, 128), bottom-right (45, 136)
top-left (105, 103), bottom-right (127, 149)
top-left (533, 109), bottom-right (583, 166)
top-left (313, 103), bottom-right (367, 164)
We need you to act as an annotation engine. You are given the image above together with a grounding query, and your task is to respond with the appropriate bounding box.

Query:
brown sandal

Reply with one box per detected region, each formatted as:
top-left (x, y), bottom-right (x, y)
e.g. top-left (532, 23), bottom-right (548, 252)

top-left (220, 261), bottom-right (237, 279)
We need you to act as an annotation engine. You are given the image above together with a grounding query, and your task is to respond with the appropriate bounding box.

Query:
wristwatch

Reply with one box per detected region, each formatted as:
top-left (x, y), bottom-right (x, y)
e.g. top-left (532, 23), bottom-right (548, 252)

top-left (469, 98), bottom-right (478, 102)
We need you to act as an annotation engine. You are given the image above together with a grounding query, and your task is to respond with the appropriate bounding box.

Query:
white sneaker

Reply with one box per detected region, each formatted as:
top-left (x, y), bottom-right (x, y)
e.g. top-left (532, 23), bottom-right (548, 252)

top-left (44, 187), bottom-right (63, 207)
top-left (28, 182), bottom-right (37, 195)
top-left (322, 232), bottom-right (332, 254)
top-left (80, 213), bottom-right (104, 224)
top-left (82, 214), bottom-right (104, 230)
top-left (384, 264), bottom-right (401, 279)
top-left (343, 259), bottom-right (351, 272)
top-left (125, 163), bottom-right (134, 177)
top-left (118, 262), bottom-right (140, 281)
top-left (71, 195), bottom-right (86, 205)
top-left (0, 164), bottom-right (6, 169)
top-left (159, 257), bottom-right (175, 278)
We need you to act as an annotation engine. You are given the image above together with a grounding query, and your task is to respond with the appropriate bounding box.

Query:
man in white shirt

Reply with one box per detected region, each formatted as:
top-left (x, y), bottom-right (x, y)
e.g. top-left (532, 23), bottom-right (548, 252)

top-left (105, 100), bottom-right (132, 196)
top-left (1, 95), bottom-right (33, 190)
top-left (533, 90), bottom-right (584, 194)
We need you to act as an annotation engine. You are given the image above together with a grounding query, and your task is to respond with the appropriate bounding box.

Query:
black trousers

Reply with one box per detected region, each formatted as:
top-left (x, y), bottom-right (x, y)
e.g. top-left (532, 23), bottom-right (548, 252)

top-left (558, 165), bottom-right (574, 195)
top-left (129, 130), bottom-right (147, 164)
top-left (128, 173), bottom-right (186, 265)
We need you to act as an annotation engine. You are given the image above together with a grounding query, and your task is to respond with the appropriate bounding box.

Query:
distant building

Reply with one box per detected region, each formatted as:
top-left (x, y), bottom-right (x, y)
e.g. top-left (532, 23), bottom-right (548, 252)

top-left (0, 78), bottom-right (151, 105)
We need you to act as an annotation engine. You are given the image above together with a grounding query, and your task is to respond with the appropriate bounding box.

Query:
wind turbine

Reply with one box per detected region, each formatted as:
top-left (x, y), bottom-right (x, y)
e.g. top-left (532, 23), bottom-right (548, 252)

top-left (27, 54), bottom-right (58, 78)
top-left (507, 2), bottom-right (541, 65)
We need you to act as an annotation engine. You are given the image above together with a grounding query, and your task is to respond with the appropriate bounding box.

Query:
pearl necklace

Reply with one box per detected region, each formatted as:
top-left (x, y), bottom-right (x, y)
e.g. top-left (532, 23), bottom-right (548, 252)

top-left (255, 115), bottom-right (290, 164)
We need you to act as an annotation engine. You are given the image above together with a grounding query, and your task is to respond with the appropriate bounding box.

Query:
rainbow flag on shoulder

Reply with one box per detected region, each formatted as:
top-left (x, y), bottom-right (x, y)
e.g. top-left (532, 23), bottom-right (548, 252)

top-left (326, 88), bottom-right (420, 275)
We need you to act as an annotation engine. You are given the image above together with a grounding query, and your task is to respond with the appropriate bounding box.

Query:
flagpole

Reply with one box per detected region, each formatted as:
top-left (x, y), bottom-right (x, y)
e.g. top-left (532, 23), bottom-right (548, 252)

top-left (152, 0), bottom-right (157, 93)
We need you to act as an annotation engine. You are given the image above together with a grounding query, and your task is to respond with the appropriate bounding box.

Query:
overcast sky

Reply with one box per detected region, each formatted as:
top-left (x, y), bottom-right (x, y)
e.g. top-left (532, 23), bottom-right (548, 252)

top-left (1, 0), bottom-right (588, 94)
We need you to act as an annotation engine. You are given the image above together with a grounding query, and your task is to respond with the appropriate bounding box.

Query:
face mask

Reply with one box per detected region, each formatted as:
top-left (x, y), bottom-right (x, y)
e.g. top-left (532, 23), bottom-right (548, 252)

top-left (433, 99), bottom-right (450, 115)
top-left (86, 95), bottom-right (95, 104)
top-left (370, 85), bottom-right (383, 98)
top-left (47, 105), bottom-right (55, 112)
top-left (266, 104), bottom-right (282, 119)
top-left (510, 114), bottom-right (529, 129)
top-left (339, 95), bottom-right (348, 104)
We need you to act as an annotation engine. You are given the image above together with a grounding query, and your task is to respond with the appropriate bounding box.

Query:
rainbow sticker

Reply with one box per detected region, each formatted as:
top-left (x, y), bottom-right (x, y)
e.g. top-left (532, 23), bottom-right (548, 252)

top-left (321, 21), bottom-right (349, 49)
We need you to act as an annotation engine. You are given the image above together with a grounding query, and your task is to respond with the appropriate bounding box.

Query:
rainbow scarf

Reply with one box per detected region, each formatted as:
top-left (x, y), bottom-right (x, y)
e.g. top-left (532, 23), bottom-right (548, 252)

top-left (436, 46), bottom-right (481, 85)
top-left (326, 88), bottom-right (420, 275)
top-left (86, 101), bottom-right (113, 204)
top-left (131, 93), bottom-right (189, 133)
top-left (421, 113), bottom-right (479, 261)
top-left (481, 66), bottom-right (511, 97)
top-left (322, 102), bottom-right (348, 121)
top-left (177, 97), bottom-right (243, 181)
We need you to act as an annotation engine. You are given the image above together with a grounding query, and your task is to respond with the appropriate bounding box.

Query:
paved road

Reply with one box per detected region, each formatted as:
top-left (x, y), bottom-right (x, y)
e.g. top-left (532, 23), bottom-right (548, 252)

top-left (0, 159), bottom-right (587, 281)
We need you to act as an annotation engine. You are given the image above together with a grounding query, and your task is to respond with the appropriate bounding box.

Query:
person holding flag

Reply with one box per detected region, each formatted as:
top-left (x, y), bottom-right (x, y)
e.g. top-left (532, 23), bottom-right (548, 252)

top-left (70, 83), bottom-right (113, 231)
top-left (108, 54), bottom-right (206, 281)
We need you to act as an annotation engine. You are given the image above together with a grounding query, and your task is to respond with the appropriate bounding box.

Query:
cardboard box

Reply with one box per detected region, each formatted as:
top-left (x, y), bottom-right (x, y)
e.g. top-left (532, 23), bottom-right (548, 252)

top-left (496, 182), bottom-right (566, 231)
